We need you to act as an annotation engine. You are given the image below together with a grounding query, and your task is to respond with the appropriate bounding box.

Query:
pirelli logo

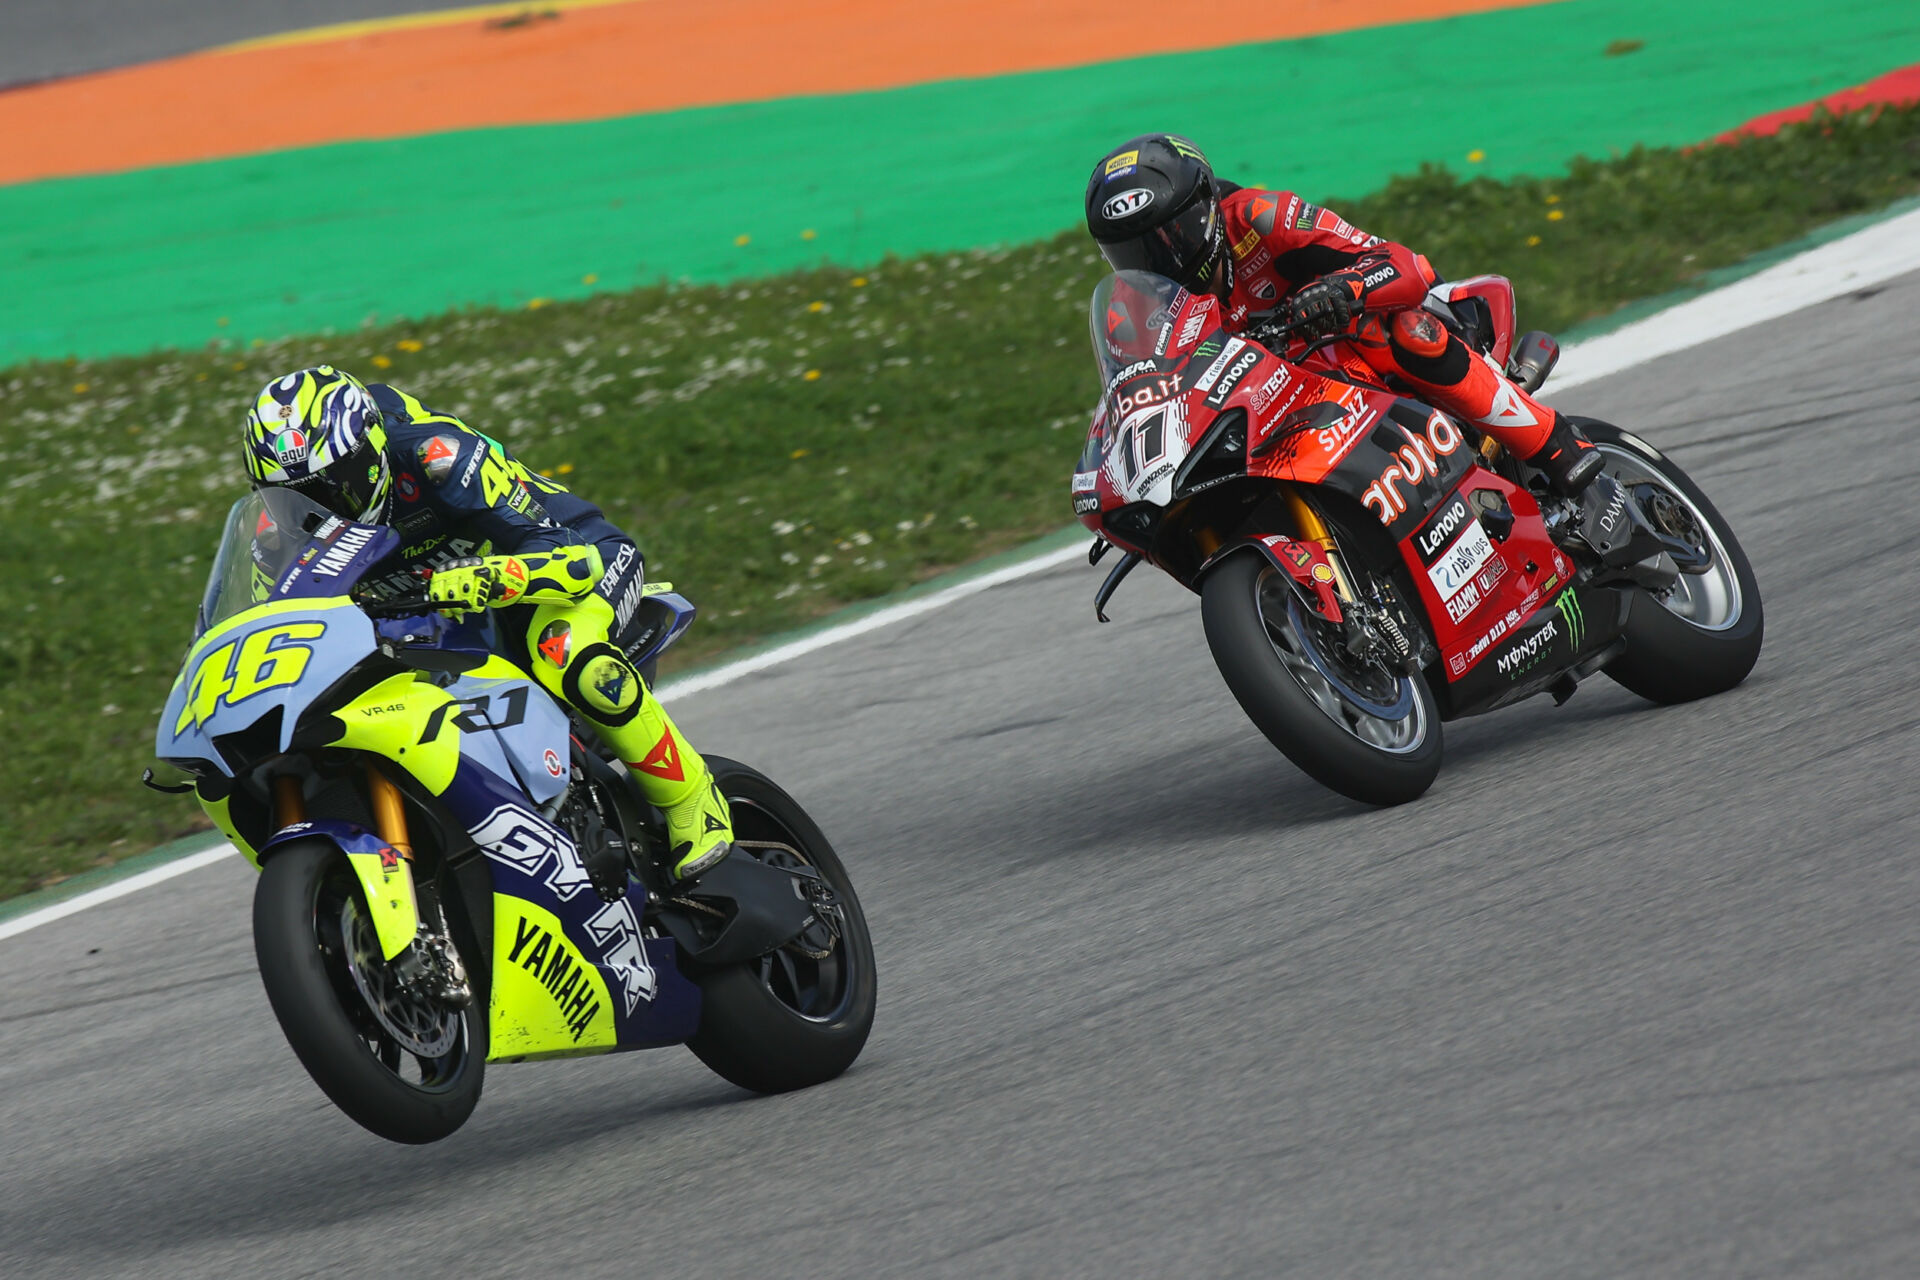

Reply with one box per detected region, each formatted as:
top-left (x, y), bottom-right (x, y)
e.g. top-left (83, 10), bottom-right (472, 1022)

top-left (1232, 227), bottom-right (1261, 260)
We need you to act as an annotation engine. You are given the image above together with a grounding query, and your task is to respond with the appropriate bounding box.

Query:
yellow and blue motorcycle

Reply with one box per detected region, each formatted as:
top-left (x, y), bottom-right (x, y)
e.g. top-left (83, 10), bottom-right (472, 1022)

top-left (150, 487), bottom-right (874, 1143)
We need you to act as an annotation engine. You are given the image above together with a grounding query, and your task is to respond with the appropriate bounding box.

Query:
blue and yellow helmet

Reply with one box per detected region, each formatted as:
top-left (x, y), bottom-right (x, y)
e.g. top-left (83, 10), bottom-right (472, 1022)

top-left (243, 366), bottom-right (391, 522)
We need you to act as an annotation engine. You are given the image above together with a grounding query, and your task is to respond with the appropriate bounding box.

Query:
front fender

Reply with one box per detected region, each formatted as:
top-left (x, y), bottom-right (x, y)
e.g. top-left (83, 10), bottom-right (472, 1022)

top-left (1194, 534), bottom-right (1344, 623)
top-left (260, 819), bottom-right (420, 961)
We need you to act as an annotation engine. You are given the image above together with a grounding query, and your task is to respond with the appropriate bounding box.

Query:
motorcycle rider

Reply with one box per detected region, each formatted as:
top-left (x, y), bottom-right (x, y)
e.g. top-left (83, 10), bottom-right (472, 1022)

top-left (1083, 133), bottom-right (1603, 496)
top-left (240, 366), bottom-right (733, 883)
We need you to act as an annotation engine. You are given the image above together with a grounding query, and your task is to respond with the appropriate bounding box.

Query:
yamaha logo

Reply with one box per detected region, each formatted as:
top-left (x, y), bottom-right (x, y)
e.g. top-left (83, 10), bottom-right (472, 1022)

top-left (1101, 188), bottom-right (1154, 220)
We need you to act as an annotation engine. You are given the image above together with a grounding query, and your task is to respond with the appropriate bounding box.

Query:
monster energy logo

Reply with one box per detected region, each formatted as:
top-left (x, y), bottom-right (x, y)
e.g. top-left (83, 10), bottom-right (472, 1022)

top-left (1553, 588), bottom-right (1585, 649)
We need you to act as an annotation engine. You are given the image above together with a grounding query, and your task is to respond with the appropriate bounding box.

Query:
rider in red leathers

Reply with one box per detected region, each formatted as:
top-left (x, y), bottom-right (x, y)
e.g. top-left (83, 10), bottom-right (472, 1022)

top-left (1083, 133), bottom-right (1602, 496)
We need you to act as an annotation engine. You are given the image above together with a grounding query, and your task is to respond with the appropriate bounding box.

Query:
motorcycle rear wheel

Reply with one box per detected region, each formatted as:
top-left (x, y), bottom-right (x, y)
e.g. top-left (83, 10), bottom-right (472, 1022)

top-left (253, 840), bottom-right (484, 1144)
top-left (1575, 419), bottom-right (1764, 704)
top-left (1201, 552), bottom-right (1442, 805)
top-left (685, 758), bottom-right (876, 1094)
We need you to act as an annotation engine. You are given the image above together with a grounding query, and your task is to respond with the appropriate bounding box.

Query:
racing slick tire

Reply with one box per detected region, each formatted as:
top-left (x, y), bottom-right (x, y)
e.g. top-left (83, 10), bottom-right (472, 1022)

top-left (686, 759), bottom-right (876, 1094)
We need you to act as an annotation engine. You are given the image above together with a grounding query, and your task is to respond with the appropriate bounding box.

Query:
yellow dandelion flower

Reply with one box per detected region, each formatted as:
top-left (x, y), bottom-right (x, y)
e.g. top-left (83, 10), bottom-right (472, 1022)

top-left (1547, 209), bottom-right (1564, 222)
top-left (801, 229), bottom-right (817, 241)
top-left (1527, 235), bottom-right (1542, 247)
top-left (1546, 193), bottom-right (1561, 205)
top-left (734, 234), bottom-right (751, 246)
top-left (72, 383), bottom-right (88, 394)
top-left (371, 355), bottom-right (393, 369)
top-left (396, 339), bottom-right (423, 352)
top-left (790, 448), bottom-right (810, 459)
top-left (557, 463), bottom-right (575, 475)
top-left (803, 370), bottom-right (821, 381)
top-left (582, 273), bottom-right (599, 285)
top-left (852, 277), bottom-right (868, 287)
top-left (1467, 149), bottom-right (1485, 163)
top-left (528, 297), bottom-right (550, 309)
top-left (539, 469), bottom-right (553, 478)
top-left (808, 301), bottom-right (825, 312)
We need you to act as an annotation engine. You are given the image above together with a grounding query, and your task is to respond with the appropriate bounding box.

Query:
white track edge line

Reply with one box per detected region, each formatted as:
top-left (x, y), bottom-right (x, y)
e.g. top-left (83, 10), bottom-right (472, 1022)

top-left (0, 844), bottom-right (235, 942)
top-left (658, 542), bottom-right (1087, 700)
top-left (9, 205), bottom-right (1920, 943)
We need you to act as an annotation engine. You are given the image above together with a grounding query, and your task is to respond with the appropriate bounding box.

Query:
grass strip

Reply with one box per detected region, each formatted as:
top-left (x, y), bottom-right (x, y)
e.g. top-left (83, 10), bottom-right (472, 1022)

top-left (4, 103), bottom-right (1919, 898)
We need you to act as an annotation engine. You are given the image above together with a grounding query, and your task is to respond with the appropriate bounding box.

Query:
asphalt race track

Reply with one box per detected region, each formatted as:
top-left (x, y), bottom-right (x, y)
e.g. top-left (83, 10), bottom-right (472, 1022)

top-left (0, 1), bottom-right (483, 88)
top-left (4, 270), bottom-right (1918, 1276)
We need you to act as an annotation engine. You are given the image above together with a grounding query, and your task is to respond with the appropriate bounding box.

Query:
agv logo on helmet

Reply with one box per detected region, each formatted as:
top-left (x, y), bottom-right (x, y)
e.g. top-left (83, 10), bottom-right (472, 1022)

top-left (1102, 188), bottom-right (1154, 220)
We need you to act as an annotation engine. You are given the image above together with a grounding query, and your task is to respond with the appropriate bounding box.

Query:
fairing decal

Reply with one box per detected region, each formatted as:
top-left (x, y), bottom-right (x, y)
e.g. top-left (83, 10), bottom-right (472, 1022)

top-left (260, 819), bottom-right (420, 961)
top-left (158, 598), bottom-right (373, 776)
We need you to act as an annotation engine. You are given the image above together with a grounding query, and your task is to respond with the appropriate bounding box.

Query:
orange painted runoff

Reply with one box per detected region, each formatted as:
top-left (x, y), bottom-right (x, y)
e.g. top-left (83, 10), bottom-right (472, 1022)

top-left (0, 0), bottom-right (1551, 185)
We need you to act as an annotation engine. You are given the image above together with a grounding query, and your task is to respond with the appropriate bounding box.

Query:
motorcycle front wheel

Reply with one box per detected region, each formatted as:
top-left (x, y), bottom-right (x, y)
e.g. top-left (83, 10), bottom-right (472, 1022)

top-left (1201, 552), bottom-right (1442, 806)
top-left (253, 840), bottom-right (485, 1144)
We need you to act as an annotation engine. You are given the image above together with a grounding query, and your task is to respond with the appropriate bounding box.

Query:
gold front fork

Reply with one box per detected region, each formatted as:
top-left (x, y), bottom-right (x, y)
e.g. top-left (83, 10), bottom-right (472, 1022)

top-left (1282, 483), bottom-right (1359, 603)
top-left (366, 767), bottom-right (415, 862)
top-left (272, 775), bottom-right (306, 828)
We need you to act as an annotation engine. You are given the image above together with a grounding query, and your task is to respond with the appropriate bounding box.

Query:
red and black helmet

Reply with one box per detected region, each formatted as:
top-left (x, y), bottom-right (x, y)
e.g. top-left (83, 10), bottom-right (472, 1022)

top-left (1084, 134), bottom-right (1226, 293)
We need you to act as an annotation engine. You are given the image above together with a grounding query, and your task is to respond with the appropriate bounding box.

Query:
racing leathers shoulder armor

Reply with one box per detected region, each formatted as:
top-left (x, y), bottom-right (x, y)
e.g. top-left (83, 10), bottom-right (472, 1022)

top-left (360, 384), bottom-right (638, 615)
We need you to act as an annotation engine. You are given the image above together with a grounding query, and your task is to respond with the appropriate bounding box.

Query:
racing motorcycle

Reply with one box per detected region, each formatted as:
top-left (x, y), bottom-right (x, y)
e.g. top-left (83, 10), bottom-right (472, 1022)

top-left (147, 487), bottom-right (875, 1143)
top-left (1073, 269), bottom-right (1762, 805)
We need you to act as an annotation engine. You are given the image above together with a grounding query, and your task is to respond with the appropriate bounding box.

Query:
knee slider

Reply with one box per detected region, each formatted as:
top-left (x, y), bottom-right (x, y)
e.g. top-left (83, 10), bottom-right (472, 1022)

top-left (560, 642), bottom-right (645, 728)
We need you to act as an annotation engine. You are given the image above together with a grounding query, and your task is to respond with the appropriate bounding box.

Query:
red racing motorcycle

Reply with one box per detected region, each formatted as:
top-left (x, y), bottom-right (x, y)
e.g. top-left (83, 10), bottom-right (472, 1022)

top-left (1073, 270), bottom-right (1762, 804)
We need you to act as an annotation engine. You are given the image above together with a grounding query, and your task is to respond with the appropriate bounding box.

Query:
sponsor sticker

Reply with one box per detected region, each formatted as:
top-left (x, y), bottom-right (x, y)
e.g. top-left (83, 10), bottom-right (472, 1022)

top-left (1102, 188), bottom-right (1154, 220)
top-left (1426, 520), bottom-right (1496, 603)
top-left (1190, 338), bottom-right (1247, 393)
top-left (1444, 578), bottom-right (1482, 623)
top-left (1104, 150), bottom-right (1139, 177)
top-left (1204, 349), bottom-right (1262, 409)
top-left (1232, 227), bottom-right (1262, 260)
top-left (1496, 617), bottom-right (1559, 679)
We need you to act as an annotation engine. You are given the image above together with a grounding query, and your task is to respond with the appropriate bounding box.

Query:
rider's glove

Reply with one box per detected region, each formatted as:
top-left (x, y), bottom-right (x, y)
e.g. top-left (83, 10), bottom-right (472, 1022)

top-left (425, 558), bottom-right (500, 613)
top-left (424, 545), bottom-right (606, 613)
top-left (1285, 271), bottom-right (1366, 337)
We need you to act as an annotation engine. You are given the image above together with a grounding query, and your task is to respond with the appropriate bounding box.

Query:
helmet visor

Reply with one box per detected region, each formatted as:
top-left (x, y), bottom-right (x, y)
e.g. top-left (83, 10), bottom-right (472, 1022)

top-left (281, 431), bottom-right (389, 522)
top-left (1097, 194), bottom-right (1220, 285)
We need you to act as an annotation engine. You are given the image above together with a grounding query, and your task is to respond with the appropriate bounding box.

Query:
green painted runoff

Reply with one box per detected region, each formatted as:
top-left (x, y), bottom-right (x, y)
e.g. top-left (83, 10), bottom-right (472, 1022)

top-left (2, 0), bottom-right (1916, 367)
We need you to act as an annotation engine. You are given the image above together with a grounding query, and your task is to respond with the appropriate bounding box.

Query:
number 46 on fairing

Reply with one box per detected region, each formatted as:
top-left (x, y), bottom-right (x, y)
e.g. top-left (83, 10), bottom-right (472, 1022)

top-left (175, 621), bottom-right (326, 733)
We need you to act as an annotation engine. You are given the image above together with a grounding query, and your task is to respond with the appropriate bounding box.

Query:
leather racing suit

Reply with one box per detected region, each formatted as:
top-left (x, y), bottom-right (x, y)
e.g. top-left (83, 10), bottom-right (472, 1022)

top-left (1213, 184), bottom-right (1562, 460)
top-left (358, 384), bottom-right (730, 880)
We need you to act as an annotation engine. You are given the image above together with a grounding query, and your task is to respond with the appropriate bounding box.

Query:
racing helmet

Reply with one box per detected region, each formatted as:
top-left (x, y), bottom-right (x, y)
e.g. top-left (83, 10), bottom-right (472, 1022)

top-left (242, 366), bottom-right (392, 523)
top-left (1084, 134), bottom-right (1227, 294)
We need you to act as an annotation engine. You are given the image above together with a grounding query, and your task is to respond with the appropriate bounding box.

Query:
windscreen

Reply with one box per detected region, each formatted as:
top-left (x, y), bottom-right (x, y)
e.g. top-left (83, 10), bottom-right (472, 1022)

top-left (1087, 270), bottom-right (1192, 390)
top-left (196, 487), bottom-right (386, 635)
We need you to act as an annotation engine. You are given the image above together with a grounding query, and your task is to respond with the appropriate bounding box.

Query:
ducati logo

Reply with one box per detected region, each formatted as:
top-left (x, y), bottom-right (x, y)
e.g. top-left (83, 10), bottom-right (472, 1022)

top-left (1101, 188), bottom-right (1154, 220)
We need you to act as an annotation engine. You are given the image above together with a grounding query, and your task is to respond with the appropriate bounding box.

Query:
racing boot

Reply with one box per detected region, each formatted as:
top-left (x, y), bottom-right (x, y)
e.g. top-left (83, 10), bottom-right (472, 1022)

top-left (621, 692), bottom-right (734, 883)
top-left (1525, 412), bottom-right (1605, 497)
